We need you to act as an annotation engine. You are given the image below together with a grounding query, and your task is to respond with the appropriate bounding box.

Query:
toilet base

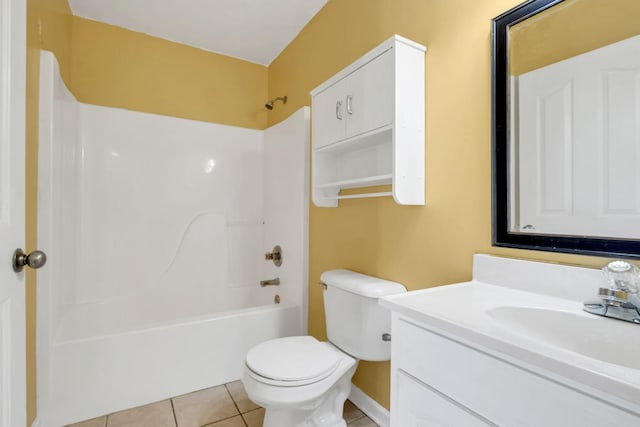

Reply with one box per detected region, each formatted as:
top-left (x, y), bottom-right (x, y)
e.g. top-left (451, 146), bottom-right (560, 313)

top-left (257, 361), bottom-right (357, 427)
top-left (262, 372), bottom-right (352, 427)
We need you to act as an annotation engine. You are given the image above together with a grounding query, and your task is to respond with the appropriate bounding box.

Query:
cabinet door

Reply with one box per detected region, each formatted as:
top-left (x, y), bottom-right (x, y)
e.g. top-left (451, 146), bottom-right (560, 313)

top-left (345, 48), bottom-right (394, 139)
top-left (392, 370), bottom-right (492, 427)
top-left (312, 77), bottom-right (348, 149)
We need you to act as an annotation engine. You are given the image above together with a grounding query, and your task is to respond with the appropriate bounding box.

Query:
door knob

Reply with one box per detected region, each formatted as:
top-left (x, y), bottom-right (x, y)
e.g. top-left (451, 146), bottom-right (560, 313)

top-left (12, 248), bottom-right (47, 273)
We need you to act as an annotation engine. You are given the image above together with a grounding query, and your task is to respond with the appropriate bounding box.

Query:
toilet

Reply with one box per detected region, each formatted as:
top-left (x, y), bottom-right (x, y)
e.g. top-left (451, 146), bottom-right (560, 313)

top-left (242, 269), bottom-right (407, 427)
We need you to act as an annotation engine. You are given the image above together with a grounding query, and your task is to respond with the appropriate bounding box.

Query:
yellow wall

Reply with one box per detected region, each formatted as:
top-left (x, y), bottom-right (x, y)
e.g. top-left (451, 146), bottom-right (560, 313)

top-left (510, 0), bottom-right (640, 75)
top-left (268, 0), bottom-right (618, 409)
top-left (26, 0), bottom-right (73, 424)
top-left (71, 17), bottom-right (268, 129)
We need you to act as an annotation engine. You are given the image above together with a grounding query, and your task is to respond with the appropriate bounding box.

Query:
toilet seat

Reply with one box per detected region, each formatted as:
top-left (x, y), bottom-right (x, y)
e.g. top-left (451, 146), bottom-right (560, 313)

top-left (245, 336), bottom-right (342, 386)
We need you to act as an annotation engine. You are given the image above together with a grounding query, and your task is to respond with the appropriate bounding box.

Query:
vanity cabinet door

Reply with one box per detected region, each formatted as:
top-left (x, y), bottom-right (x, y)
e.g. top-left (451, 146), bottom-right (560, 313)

top-left (392, 370), bottom-right (492, 427)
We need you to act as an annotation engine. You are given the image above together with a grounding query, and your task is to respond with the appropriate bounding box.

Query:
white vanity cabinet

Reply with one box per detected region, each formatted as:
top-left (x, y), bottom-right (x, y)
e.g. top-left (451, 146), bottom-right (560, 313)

top-left (380, 255), bottom-right (640, 426)
top-left (389, 315), bottom-right (640, 427)
top-left (310, 35), bottom-right (425, 207)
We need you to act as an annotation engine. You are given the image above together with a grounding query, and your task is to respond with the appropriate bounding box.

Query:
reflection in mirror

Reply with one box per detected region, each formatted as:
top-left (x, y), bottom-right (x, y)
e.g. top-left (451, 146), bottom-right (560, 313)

top-left (509, 0), bottom-right (640, 239)
top-left (492, 0), bottom-right (640, 257)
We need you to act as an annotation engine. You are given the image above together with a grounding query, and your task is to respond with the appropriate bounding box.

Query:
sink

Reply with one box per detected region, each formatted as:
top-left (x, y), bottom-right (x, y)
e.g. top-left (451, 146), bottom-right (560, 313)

top-left (488, 306), bottom-right (640, 369)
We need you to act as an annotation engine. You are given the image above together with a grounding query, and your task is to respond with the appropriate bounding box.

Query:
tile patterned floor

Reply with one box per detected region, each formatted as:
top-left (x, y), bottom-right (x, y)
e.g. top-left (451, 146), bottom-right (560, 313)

top-left (66, 381), bottom-right (378, 427)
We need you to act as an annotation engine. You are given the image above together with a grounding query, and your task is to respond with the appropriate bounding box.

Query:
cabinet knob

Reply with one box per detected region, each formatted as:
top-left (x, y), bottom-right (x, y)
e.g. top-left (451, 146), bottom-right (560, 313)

top-left (336, 100), bottom-right (343, 120)
top-left (346, 95), bottom-right (353, 115)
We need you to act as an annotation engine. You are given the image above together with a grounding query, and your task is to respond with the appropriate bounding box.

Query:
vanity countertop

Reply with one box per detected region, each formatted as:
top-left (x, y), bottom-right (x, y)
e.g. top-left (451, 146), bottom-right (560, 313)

top-left (380, 255), bottom-right (640, 413)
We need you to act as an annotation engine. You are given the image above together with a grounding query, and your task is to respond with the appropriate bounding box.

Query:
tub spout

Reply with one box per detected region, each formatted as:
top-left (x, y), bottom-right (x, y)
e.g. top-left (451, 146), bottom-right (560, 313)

top-left (260, 278), bottom-right (280, 287)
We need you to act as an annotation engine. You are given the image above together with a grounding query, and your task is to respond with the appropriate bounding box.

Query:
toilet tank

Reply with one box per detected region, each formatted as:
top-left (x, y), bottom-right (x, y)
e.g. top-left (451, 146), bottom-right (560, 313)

top-left (321, 269), bottom-right (407, 361)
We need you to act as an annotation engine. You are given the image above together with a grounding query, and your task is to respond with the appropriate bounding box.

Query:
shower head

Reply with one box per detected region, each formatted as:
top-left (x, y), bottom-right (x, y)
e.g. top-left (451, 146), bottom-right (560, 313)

top-left (265, 96), bottom-right (287, 110)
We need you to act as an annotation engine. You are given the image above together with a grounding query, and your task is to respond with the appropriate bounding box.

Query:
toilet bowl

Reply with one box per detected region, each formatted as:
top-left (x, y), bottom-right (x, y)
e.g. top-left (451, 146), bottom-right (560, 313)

top-left (243, 336), bottom-right (357, 427)
top-left (242, 269), bottom-right (406, 427)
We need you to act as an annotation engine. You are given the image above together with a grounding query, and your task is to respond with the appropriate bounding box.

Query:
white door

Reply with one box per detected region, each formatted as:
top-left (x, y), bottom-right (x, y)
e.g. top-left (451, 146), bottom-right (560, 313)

top-left (517, 35), bottom-right (640, 239)
top-left (0, 0), bottom-right (26, 425)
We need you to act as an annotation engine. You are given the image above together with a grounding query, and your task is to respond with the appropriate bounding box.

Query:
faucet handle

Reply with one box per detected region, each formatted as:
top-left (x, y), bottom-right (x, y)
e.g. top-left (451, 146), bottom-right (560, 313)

top-left (602, 260), bottom-right (640, 293)
top-left (264, 245), bottom-right (282, 267)
top-left (598, 287), bottom-right (629, 304)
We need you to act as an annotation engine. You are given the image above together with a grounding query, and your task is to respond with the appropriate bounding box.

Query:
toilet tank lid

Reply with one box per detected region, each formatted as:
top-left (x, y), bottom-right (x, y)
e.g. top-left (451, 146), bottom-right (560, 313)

top-left (320, 269), bottom-right (407, 298)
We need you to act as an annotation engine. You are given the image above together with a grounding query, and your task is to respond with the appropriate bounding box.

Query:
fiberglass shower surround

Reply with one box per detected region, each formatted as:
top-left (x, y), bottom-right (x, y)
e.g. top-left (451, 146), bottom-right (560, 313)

top-left (36, 51), bottom-right (309, 426)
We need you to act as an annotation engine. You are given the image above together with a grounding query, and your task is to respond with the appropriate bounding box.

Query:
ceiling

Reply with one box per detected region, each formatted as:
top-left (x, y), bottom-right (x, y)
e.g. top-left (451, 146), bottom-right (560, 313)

top-left (68, 0), bottom-right (328, 66)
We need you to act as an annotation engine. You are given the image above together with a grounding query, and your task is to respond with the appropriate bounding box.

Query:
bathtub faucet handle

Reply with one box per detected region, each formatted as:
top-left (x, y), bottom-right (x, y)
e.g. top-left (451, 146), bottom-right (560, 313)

top-left (264, 245), bottom-right (282, 267)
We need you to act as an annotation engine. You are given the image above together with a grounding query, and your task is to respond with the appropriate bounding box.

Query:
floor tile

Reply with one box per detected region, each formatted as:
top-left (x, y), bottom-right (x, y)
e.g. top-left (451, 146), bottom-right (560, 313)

top-left (347, 416), bottom-right (378, 427)
top-left (225, 380), bottom-right (260, 413)
top-left (343, 400), bottom-right (365, 423)
top-left (172, 385), bottom-right (239, 427)
top-left (66, 416), bottom-right (107, 427)
top-left (242, 407), bottom-right (265, 427)
top-left (107, 400), bottom-right (176, 427)
top-left (60, 383), bottom-right (376, 427)
top-left (203, 415), bottom-right (247, 427)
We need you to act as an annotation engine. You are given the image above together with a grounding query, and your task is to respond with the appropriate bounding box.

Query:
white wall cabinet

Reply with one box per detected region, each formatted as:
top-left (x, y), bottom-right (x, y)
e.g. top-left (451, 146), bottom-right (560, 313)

top-left (390, 315), bottom-right (640, 427)
top-left (310, 35), bottom-right (426, 207)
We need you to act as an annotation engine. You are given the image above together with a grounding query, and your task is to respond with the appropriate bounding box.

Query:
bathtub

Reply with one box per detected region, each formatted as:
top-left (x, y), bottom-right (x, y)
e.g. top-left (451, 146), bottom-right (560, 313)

top-left (45, 302), bottom-right (299, 426)
top-left (36, 51), bottom-right (309, 427)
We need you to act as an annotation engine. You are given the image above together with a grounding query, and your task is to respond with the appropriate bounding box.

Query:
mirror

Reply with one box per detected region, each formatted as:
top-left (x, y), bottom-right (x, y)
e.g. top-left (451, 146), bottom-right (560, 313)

top-left (492, 0), bottom-right (640, 258)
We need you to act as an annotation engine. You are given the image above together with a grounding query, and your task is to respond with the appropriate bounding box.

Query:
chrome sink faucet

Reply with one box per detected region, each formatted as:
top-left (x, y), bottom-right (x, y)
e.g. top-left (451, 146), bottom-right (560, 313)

top-left (584, 260), bottom-right (640, 324)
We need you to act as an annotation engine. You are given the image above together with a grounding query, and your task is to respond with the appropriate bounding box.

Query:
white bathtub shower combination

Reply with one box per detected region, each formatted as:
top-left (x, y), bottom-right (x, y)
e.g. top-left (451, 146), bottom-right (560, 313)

top-left (36, 52), bottom-right (309, 426)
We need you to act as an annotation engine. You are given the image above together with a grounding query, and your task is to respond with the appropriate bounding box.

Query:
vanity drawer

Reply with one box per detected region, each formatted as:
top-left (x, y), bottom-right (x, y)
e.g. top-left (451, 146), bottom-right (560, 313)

top-left (393, 317), bottom-right (640, 427)
top-left (392, 369), bottom-right (493, 427)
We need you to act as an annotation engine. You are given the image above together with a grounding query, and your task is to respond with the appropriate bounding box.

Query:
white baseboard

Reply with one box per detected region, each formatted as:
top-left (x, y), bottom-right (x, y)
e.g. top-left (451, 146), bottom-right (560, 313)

top-left (349, 383), bottom-right (390, 427)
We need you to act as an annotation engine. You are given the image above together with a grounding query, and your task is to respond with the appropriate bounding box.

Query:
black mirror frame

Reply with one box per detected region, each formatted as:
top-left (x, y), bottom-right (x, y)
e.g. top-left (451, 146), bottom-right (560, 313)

top-left (491, 0), bottom-right (640, 259)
